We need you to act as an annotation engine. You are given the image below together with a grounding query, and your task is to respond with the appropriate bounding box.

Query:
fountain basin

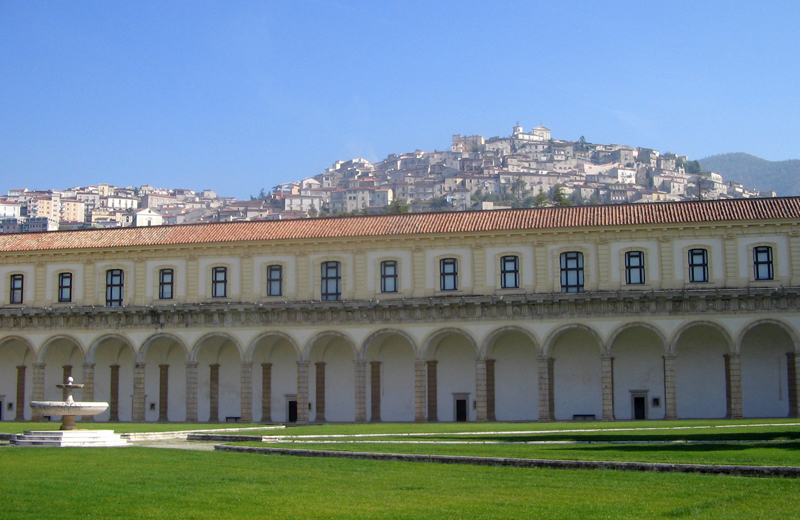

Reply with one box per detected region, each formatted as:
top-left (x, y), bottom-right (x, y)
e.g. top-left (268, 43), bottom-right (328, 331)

top-left (30, 401), bottom-right (109, 417)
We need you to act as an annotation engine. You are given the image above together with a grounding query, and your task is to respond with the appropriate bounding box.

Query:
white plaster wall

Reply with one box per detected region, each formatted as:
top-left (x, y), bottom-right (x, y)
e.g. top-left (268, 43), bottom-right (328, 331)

top-left (491, 333), bottom-right (538, 420)
top-left (372, 339), bottom-right (415, 422)
top-left (675, 327), bottom-right (727, 418)
top-left (552, 329), bottom-right (602, 420)
top-left (0, 342), bottom-right (33, 420)
top-left (92, 344), bottom-right (135, 422)
top-left (741, 324), bottom-right (791, 418)
top-left (143, 343), bottom-right (187, 422)
top-left (45, 263), bottom-right (84, 302)
top-left (432, 336), bottom-right (476, 422)
top-left (311, 342), bottom-right (355, 422)
top-left (611, 328), bottom-right (665, 420)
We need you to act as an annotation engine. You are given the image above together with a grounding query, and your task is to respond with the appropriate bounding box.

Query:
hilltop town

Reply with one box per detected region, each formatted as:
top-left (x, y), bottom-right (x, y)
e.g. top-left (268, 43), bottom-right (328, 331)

top-left (0, 124), bottom-right (776, 233)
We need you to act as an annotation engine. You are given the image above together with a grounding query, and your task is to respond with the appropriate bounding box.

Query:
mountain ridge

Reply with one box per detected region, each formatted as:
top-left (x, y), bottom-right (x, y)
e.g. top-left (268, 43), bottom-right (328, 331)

top-left (698, 153), bottom-right (800, 196)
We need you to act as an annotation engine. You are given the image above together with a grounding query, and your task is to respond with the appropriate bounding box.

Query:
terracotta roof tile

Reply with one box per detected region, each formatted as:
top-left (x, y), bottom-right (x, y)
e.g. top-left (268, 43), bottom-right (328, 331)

top-left (1, 197), bottom-right (799, 253)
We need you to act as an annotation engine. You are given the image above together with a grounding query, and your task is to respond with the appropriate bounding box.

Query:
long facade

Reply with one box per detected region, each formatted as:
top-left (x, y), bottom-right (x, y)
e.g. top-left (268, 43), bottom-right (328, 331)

top-left (1, 198), bottom-right (799, 424)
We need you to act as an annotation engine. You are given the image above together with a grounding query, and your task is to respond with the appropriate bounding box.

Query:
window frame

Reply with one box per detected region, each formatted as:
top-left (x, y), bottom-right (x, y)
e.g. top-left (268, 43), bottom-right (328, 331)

top-left (439, 258), bottom-right (458, 291)
top-left (753, 246), bottom-right (774, 281)
top-left (624, 250), bottom-right (646, 285)
top-left (688, 248), bottom-right (709, 283)
top-left (500, 255), bottom-right (520, 289)
top-left (211, 266), bottom-right (228, 298)
top-left (58, 272), bottom-right (73, 303)
top-left (380, 260), bottom-right (398, 293)
top-left (105, 269), bottom-right (124, 307)
top-left (9, 274), bottom-right (24, 304)
top-left (159, 268), bottom-right (174, 300)
top-left (321, 261), bottom-right (342, 301)
top-left (267, 264), bottom-right (283, 296)
top-left (560, 251), bottom-right (584, 293)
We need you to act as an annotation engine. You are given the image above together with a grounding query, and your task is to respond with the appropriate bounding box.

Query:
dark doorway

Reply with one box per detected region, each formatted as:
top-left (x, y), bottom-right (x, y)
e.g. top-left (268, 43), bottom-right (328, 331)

top-left (455, 399), bottom-right (467, 422)
top-left (633, 396), bottom-right (646, 420)
top-left (288, 400), bottom-right (297, 423)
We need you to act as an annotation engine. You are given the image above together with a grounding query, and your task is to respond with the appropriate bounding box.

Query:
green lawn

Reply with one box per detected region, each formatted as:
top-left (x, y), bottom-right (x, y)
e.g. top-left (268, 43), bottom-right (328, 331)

top-left (2, 447), bottom-right (800, 519)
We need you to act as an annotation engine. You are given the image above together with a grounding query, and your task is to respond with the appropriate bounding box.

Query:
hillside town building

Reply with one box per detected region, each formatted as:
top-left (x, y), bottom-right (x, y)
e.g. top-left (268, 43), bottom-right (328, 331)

top-left (0, 197), bottom-right (798, 425)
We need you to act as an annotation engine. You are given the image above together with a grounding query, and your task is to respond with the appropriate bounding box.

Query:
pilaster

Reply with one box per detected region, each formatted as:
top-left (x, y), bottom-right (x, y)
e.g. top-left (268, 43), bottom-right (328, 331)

top-left (81, 363), bottom-right (95, 422)
top-left (131, 363), bottom-right (145, 422)
top-left (34, 261), bottom-right (46, 306)
top-left (296, 361), bottom-right (309, 424)
top-left (597, 239), bottom-right (611, 290)
top-left (790, 233), bottom-right (800, 286)
top-left (354, 360), bottom-right (366, 423)
top-left (788, 353), bottom-right (800, 418)
top-left (15, 365), bottom-right (26, 422)
top-left (353, 251), bottom-right (367, 300)
top-left (158, 364), bottom-right (169, 422)
top-left (472, 245), bottom-right (486, 294)
top-left (485, 359), bottom-right (496, 421)
top-left (537, 357), bottom-right (554, 421)
top-left (110, 364), bottom-right (121, 422)
top-left (723, 234), bottom-right (738, 285)
top-left (725, 354), bottom-right (743, 419)
top-left (659, 237), bottom-right (674, 289)
top-left (314, 362), bottom-right (326, 423)
top-left (209, 363), bottom-right (220, 423)
top-left (185, 362), bottom-right (198, 423)
top-left (601, 354), bottom-right (615, 421)
top-left (426, 360), bottom-right (438, 421)
top-left (83, 260), bottom-right (96, 306)
top-left (186, 256), bottom-right (199, 303)
top-left (533, 242), bottom-right (549, 293)
top-left (32, 363), bottom-right (45, 422)
top-left (414, 360), bottom-right (427, 422)
top-left (240, 253), bottom-right (254, 302)
top-left (296, 253), bottom-right (310, 300)
top-left (134, 257), bottom-right (147, 306)
top-left (412, 246), bottom-right (426, 297)
top-left (261, 363), bottom-right (272, 423)
top-left (475, 359), bottom-right (488, 422)
top-left (663, 355), bottom-right (677, 420)
top-left (240, 362), bottom-right (253, 423)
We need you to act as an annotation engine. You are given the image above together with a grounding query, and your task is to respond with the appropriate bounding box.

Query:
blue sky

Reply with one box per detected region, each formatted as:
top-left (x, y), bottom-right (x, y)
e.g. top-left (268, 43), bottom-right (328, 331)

top-left (1, 1), bottom-right (798, 200)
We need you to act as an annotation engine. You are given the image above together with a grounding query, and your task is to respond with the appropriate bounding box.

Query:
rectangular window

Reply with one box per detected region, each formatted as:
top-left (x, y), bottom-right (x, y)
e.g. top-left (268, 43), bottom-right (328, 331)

top-left (159, 268), bottom-right (174, 300)
top-left (105, 269), bottom-right (124, 306)
top-left (267, 265), bottom-right (283, 296)
top-left (560, 252), bottom-right (584, 293)
top-left (381, 260), bottom-right (398, 293)
top-left (753, 246), bottom-right (774, 280)
top-left (440, 258), bottom-right (458, 291)
top-left (500, 255), bottom-right (519, 289)
top-left (321, 261), bottom-right (341, 301)
top-left (58, 272), bottom-right (72, 303)
top-left (625, 251), bottom-right (646, 285)
top-left (212, 267), bottom-right (228, 298)
top-left (9, 274), bottom-right (23, 304)
top-left (688, 249), bottom-right (708, 283)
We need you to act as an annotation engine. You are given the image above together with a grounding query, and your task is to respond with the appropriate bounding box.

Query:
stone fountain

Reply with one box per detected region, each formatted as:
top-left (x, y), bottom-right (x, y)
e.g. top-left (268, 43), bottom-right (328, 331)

top-left (12, 377), bottom-right (128, 447)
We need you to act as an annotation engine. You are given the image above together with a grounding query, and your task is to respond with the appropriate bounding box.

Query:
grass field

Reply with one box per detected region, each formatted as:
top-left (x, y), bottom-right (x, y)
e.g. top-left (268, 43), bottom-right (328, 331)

top-left (3, 420), bottom-right (800, 519)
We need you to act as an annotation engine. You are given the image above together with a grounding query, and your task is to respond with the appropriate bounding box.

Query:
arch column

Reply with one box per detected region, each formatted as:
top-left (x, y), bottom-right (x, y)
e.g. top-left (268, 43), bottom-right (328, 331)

top-left (158, 364), bottom-right (169, 422)
top-left (414, 360), bottom-right (427, 422)
top-left (185, 362), bottom-right (198, 423)
top-left (15, 365), bottom-right (27, 422)
top-left (475, 359), bottom-right (488, 422)
top-left (789, 353), bottom-right (800, 418)
top-left (314, 362), bottom-right (326, 423)
top-left (261, 363), bottom-right (272, 423)
top-left (601, 354), bottom-right (615, 421)
top-left (32, 363), bottom-right (45, 422)
top-left (132, 363), bottom-right (146, 422)
top-left (485, 359), bottom-right (496, 422)
top-left (240, 362), bottom-right (253, 423)
top-left (355, 360), bottom-right (366, 423)
top-left (110, 364), bottom-right (121, 422)
top-left (663, 354), bottom-right (677, 420)
top-left (537, 357), bottom-right (554, 421)
top-left (369, 361), bottom-right (381, 422)
top-left (725, 353), bottom-right (743, 419)
top-left (296, 361), bottom-right (309, 424)
top-left (209, 363), bottom-right (220, 423)
top-left (426, 360), bottom-right (438, 422)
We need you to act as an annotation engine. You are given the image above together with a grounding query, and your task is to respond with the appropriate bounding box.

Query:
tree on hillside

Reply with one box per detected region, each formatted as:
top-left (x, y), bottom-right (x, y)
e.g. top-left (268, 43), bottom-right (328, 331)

top-left (552, 185), bottom-right (571, 206)
top-left (386, 198), bottom-right (410, 214)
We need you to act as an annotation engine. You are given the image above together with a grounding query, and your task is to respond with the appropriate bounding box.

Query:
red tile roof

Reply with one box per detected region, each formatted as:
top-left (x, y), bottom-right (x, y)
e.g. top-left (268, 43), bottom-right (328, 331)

top-left (0, 197), bottom-right (798, 252)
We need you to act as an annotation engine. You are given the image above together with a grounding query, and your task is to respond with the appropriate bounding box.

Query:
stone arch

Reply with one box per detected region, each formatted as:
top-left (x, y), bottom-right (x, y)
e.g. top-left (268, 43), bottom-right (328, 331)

top-left (0, 335), bottom-right (35, 359)
top-left (362, 328), bottom-right (418, 423)
top-left (607, 322), bottom-right (669, 421)
top-left (190, 332), bottom-right (243, 363)
top-left (246, 331), bottom-right (302, 363)
top-left (736, 319), bottom-right (799, 353)
top-left (481, 325), bottom-right (540, 422)
top-left (38, 334), bottom-right (85, 364)
top-left (86, 333), bottom-right (136, 363)
top-left (670, 320), bottom-right (734, 355)
top-left (139, 333), bottom-right (190, 364)
top-left (303, 330), bottom-right (358, 361)
top-left (672, 320), bottom-right (732, 418)
top-left (607, 322), bottom-right (669, 355)
top-left (0, 335), bottom-right (35, 420)
top-left (421, 327), bottom-right (478, 360)
top-left (542, 323), bottom-right (604, 357)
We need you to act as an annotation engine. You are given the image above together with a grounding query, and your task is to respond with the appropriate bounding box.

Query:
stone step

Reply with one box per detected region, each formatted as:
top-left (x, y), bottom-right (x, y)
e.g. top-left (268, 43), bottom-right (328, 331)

top-left (11, 429), bottom-right (129, 448)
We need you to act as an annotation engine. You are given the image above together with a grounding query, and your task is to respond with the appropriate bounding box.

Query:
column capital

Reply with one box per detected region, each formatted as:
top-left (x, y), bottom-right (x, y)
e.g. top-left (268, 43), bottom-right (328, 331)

top-left (186, 361), bottom-right (199, 368)
top-left (82, 362), bottom-right (96, 369)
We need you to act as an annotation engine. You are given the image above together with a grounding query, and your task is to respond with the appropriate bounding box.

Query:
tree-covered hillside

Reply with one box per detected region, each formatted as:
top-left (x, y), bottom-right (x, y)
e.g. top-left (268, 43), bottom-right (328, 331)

top-left (698, 153), bottom-right (800, 196)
